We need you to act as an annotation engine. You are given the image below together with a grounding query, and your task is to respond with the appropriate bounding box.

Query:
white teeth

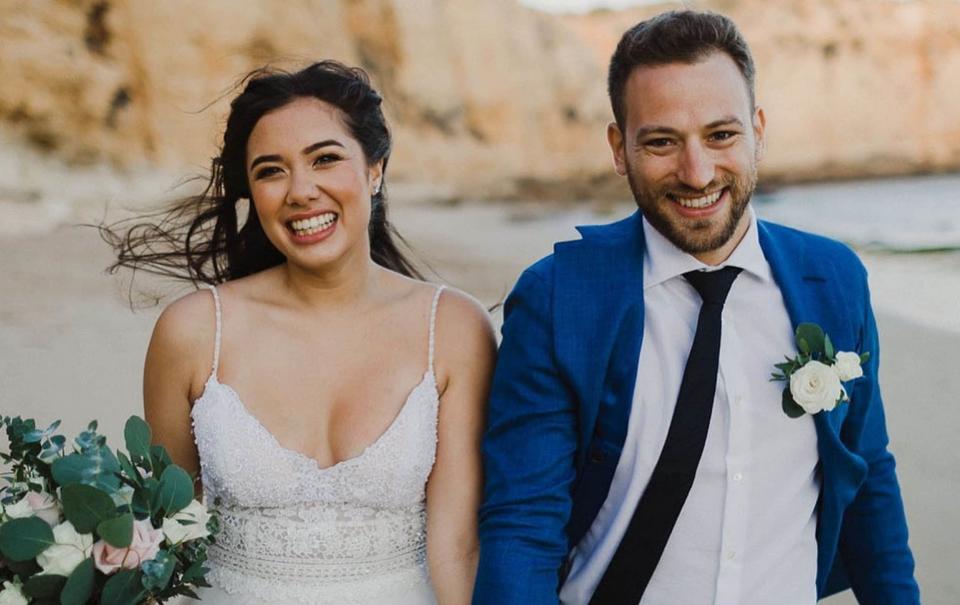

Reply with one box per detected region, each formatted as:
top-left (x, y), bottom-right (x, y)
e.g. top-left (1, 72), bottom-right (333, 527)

top-left (290, 212), bottom-right (337, 236)
top-left (674, 190), bottom-right (722, 209)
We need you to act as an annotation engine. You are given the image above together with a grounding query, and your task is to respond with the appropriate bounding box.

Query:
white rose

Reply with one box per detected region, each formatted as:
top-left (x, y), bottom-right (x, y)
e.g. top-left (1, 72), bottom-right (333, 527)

top-left (36, 521), bottom-right (93, 576)
top-left (790, 360), bottom-right (844, 414)
top-left (834, 351), bottom-right (864, 382)
top-left (2, 498), bottom-right (33, 520)
top-left (25, 491), bottom-right (61, 526)
top-left (161, 500), bottom-right (211, 544)
top-left (0, 581), bottom-right (27, 605)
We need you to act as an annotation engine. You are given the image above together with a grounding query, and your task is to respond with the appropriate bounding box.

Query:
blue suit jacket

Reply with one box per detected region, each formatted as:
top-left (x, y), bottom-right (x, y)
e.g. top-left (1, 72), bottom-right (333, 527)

top-left (474, 212), bottom-right (919, 604)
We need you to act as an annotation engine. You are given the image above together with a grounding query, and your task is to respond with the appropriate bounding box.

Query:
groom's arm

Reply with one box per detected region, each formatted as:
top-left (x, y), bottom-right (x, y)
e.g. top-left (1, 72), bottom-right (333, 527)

top-left (838, 268), bottom-right (920, 603)
top-left (473, 263), bottom-right (578, 605)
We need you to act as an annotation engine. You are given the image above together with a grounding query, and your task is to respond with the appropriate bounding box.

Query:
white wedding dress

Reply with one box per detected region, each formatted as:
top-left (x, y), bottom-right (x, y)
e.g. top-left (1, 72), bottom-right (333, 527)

top-left (189, 285), bottom-right (443, 604)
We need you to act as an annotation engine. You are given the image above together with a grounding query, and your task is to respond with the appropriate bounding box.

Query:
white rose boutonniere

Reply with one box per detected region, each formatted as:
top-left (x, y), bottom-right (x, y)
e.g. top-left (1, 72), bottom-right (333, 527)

top-left (772, 323), bottom-right (869, 418)
top-left (834, 351), bottom-right (865, 382)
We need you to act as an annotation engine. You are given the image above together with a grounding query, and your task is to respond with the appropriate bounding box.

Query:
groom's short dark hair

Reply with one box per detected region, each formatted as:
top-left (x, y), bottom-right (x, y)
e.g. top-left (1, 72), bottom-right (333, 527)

top-left (608, 10), bottom-right (756, 129)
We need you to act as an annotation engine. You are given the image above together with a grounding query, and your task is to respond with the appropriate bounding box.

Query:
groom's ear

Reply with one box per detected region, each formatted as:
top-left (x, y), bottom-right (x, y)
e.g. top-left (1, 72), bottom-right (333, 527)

top-left (607, 122), bottom-right (628, 177)
top-left (752, 106), bottom-right (767, 163)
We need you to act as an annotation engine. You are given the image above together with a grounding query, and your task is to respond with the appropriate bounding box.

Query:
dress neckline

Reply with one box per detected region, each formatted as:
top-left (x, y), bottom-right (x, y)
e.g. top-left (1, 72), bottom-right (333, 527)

top-left (194, 369), bottom-right (438, 474)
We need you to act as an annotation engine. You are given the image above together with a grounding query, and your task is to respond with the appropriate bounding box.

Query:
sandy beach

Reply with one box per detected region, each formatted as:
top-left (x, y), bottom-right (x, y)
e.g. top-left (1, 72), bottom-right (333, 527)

top-left (1, 194), bottom-right (957, 603)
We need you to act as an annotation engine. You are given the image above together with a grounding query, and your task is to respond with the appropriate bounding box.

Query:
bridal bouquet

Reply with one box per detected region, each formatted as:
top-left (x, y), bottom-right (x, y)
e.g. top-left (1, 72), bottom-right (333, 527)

top-left (0, 415), bottom-right (217, 604)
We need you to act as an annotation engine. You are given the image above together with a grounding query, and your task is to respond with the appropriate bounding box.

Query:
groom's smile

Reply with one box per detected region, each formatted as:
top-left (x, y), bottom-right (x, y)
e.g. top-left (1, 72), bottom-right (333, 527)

top-left (607, 50), bottom-right (766, 266)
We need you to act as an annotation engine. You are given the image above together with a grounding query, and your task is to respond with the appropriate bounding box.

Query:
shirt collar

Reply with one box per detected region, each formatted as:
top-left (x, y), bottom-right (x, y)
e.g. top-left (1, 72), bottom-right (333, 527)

top-left (642, 205), bottom-right (772, 289)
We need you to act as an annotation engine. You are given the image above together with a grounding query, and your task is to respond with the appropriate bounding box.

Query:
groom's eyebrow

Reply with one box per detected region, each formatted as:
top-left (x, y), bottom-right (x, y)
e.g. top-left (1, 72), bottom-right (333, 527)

top-left (634, 125), bottom-right (679, 142)
top-left (634, 116), bottom-right (745, 143)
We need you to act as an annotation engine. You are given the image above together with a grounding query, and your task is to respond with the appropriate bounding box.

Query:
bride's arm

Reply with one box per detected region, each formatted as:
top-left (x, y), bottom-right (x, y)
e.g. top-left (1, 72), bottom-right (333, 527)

top-left (425, 290), bottom-right (497, 605)
top-left (143, 291), bottom-right (214, 497)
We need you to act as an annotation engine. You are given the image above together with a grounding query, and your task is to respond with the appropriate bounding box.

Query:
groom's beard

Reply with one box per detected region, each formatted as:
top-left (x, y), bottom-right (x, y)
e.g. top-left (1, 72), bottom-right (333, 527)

top-left (626, 166), bottom-right (758, 256)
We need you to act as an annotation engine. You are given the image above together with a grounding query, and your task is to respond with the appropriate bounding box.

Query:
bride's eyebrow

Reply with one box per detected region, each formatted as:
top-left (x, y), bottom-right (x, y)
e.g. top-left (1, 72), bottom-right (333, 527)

top-left (302, 139), bottom-right (345, 155)
top-left (249, 140), bottom-right (346, 171)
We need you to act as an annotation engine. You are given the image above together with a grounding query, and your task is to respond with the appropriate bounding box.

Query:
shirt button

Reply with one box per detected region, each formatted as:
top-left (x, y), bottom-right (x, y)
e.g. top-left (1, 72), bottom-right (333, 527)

top-left (735, 395), bottom-right (744, 406)
top-left (733, 472), bottom-right (743, 482)
top-left (726, 550), bottom-right (737, 560)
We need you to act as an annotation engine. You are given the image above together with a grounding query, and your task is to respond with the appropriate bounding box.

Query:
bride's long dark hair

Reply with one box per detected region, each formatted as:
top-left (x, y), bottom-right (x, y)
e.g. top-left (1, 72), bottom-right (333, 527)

top-left (102, 61), bottom-right (422, 287)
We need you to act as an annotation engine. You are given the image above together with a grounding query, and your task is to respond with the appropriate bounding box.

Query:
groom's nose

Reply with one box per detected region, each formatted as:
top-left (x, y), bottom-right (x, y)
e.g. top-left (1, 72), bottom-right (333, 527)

top-left (676, 142), bottom-right (716, 191)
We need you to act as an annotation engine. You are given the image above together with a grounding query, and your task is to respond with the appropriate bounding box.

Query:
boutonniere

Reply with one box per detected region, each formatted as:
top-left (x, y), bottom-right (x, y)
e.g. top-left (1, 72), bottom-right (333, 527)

top-left (771, 323), bottom-right (870, 418)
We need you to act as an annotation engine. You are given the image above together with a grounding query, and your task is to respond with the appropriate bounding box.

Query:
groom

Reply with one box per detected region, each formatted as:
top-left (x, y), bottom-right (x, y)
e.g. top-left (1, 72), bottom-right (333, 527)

top-left (474, 10), bottom-right (919, 605)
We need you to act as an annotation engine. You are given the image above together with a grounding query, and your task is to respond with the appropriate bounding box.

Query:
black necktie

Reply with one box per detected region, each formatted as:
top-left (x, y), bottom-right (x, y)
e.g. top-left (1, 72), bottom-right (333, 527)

top-left (589, 265), bottom-right (742, 605)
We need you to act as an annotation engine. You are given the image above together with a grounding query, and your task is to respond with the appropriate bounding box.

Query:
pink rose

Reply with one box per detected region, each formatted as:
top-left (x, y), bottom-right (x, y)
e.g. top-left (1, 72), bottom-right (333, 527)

top-left (24, 492), bottom-right (61, 526)
top-left (92, 520), bottom-right (163, 575)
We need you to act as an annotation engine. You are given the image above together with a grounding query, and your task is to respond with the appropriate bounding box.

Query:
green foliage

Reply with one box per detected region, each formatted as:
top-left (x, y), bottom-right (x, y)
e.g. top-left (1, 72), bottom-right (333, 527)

top-left (97, 513), bottom-right (135, 548)
top-left (823, 333), bottom-right (836, 362)
top-left (51, 447), bottom-right (121, 493)
top-left (156, 466), bottom-right (193, 516)
top-left (180, 558), bottom-right (209, 584)
top-left (150, 445), bottom-right (174, 478)
top-left (116, 451), bottom-right (142, 488)
top-left (23, 574), bottom-right (67, 599)
top-left (0, 517), bottom-right (55, 561)
top-left (101, 569), bottom-right (147, 605)
top-left (0, 414), bottom-right (216, 603)
top-left (796, 323), bottom-right (825, 357)
top-left (60, 557), bottom-right (95, 605)
top-left (781, 387), bottom-right (806, 418)
top-left (61, 483), bottom-right (118, 534)
top-left (124, 416), bottom-right (152, 463)
top-left (141, 549), bottom-right (176, 592)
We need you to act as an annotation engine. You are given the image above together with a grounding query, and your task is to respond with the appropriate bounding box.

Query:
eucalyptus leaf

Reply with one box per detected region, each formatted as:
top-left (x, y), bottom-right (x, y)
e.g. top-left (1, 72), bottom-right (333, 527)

top-left (177, 586), bottom-right (201, 599)
top-left (180, 559), bottom-right (209, 583)
top-left (51, 448), bottom-right (122, 492)
top-left (97, 513), bottom-right (135, 548)
top-left (61, 483), bottom-right (118, 534)
top-left (781, 387), bottom-right (807, 419)
top-left (4, 557), bottom-right (41, 576)
top-left (131, 484), bottom-right (153, 517)
top-left (60, 557), bottom-right (95, 605)
top-left (124, 416), bottom-right (152, 461)
top-left (796, 323), bottom-right (826, 357)
top-left (116, 451), bottom-right (142, 487)
top-left (23, 573), bottom-right (66, 598)
top-left (156, 466), bottom-right (193, 516)
top-left (0, 516), bottom-right (55, 561)
top-left (141, 549), bottom-right (176, 591)
top-left (51, 453), bottom-right (91, 486)
top-left (150, 444), bottom-right (173, 477)
top-left (824, 333), bottom-right (836, 361)
top-left (100, 569), bottom-right (146, 605)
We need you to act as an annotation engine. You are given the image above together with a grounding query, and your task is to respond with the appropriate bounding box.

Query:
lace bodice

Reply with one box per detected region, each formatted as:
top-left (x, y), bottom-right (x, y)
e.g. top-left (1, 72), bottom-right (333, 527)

top-left (190, 285), bottom-right (444, 604)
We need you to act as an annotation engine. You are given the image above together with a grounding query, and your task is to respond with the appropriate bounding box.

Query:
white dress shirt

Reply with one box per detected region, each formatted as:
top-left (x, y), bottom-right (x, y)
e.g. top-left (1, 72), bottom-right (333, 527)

top-left (560, 210), bottom-right (821, 605)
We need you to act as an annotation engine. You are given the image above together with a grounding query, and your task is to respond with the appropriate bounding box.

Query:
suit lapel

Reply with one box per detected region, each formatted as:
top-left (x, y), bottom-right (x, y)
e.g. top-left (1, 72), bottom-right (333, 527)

top-left (758, 221), bottom-right (869, 591)
top-left (554, 212), bottom-right (646, 468)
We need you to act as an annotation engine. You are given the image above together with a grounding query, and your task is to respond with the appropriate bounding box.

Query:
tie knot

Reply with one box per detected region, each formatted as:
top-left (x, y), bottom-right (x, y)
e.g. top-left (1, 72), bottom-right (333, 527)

top-left (683, 266), bottom-right (742, 306)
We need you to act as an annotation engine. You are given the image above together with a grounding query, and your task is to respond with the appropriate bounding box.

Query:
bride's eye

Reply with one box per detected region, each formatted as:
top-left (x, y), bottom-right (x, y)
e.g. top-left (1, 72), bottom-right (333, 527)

top-left (313, 153), bottom-right (341, 167)
top-left (253, 166), bottom-right (282, 180)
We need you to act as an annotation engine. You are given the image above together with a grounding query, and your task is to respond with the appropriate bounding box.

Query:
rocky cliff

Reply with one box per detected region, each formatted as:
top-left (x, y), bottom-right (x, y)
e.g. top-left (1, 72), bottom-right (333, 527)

top-left (564, 0), bottom-right (960, 182)
top-left (2, 0), bottom-right (959, 201)
top-left (0, 0), bottom-right (610, 197)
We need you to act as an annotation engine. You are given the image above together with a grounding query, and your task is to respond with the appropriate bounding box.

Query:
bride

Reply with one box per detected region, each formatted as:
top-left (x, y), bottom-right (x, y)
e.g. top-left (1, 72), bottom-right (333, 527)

top-left (105, 61), bottom-right (495, 604)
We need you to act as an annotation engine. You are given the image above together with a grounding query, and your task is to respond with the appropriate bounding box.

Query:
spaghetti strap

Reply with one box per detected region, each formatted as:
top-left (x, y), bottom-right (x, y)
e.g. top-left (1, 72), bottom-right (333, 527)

top-left (205, 284), bottom-right (222, 379)
top-left (427, 285), bottom-right (445, 375)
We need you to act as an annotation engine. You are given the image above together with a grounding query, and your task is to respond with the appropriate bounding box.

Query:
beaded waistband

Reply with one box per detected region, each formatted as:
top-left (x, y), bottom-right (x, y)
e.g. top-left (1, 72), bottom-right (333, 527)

top-left (208, 501), bottom-right (427, 584)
